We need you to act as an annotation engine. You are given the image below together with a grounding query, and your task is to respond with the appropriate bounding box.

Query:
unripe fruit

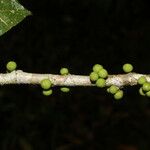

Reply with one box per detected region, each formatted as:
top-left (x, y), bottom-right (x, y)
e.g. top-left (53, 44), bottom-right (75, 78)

top-left (60, 68), bottom-right (69, 75)
top-left (114, 90), bottom-right (123, 100)
top-left (93, 64), bottom-right (103, 73)
top-left (146, 91), bottom-right (150, 97)
top-left (137, 76), bottom-right (147, 85)
top-left (139, 87), bottom-right (145, 96)
top-left (107, 88), bottom-right (110, 93)
top-left (109, 85), bottom-right (119, 94)
top-left (96, 78), bottom-right (106, 88)
top-left (98, 69), bottom-right (108, 78)
top-left (90, 72), bottom-right (99, 82)
top-left (142, 82), bottom-right (150, 92)
top-left (60, 87), bottom-right (70, 93)
top-left (122, 63), bottom-right (133, 73)
top-left (43, 89), bottom-right (53, 96)
top-left (40, 79), bottom-right (52, 90)
top-left (6, 61), bottom-right (17, 72)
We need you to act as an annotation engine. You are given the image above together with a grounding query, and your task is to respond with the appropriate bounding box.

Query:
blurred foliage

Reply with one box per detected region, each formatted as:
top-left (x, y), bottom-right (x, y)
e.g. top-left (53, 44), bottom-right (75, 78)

top-left (0, 0), bottom-right (150, 149)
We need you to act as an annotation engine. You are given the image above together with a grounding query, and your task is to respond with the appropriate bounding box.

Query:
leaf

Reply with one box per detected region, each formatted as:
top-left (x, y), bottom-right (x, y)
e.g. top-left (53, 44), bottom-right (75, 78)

top-left (0, 0), bottom-right (31, 36)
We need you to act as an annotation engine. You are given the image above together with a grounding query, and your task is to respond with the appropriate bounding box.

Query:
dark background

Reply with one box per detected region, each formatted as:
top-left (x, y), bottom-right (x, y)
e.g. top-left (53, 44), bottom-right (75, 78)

top-left (0, 0), bottom-right (150, 149)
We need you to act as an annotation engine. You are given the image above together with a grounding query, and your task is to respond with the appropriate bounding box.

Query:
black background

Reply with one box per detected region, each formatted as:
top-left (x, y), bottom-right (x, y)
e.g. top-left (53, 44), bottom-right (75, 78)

top-left (0, 0), bottom-right (150, 149)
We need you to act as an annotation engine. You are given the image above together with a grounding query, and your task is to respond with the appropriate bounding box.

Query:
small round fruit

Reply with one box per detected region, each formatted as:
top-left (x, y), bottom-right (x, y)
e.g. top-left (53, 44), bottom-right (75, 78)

top-left (98, 69), bottom-right (108, 78)
top-left (142, 82), bottom-right (150, 92)
top-left (146, 91), bottom-right (150, 97)
top-left (92, 64), bottom-right (103, 73)
top-left (137, 76), bottom-right (147, 85)
top-left (43, 89), bottom-right (53, 96)
top-left (96, 78), bottom-right (106, 88)
top-left (109, 85), bottom-right (119, 94)
top-left (6, 61), bottom-right (17, 71)
top-left (114, 90), bottom-right (123, 100)
top-left (90, 72), bottom-right (99, 82)
top-left (60, 68), bottom-right (69, 75)
top-left (122, 63), bottom-right (133, 73)
top-left (60, 87), bottom-right (70, 93)
top-left (107, 88), bottom-right (110, 93)
top-left (139, 87), bottom-right (145, 96)
top-left (40, 79), bottom-right (52, 90)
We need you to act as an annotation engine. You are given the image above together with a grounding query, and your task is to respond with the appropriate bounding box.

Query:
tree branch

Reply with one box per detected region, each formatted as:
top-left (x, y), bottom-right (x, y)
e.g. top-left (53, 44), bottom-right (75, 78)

top-left (1, 70), bottom-right (150, 88)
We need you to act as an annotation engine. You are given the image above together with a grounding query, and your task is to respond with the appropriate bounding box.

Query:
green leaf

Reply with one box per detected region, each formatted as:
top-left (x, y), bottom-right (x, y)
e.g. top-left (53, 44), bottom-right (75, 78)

top-left (0, 0), bottom-right (31, 36)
